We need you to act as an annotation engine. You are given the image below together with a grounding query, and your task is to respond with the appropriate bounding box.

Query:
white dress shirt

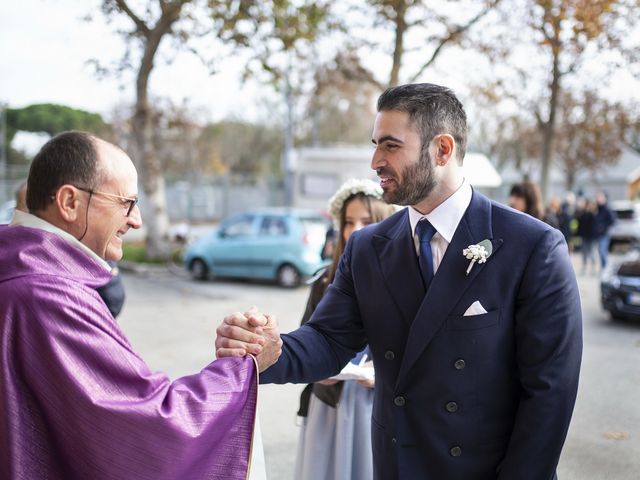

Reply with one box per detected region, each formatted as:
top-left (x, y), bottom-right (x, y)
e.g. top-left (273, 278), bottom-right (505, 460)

top-left (409, 179), bottom-right (472, 274)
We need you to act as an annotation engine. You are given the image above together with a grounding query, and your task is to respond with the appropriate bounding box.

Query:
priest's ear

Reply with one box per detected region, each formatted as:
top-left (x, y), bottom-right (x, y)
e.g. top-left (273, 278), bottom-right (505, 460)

top-left (53, 185), bottom-right (85, 222)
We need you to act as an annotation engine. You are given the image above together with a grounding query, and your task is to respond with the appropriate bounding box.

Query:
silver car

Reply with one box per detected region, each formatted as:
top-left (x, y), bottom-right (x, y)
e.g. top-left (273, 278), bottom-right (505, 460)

top-left (609, 201), bottom-right (640, 252)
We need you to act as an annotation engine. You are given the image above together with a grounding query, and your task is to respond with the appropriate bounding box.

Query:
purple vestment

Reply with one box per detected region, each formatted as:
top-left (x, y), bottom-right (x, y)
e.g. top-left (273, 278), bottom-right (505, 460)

top-left (0, 225), bottom-right (257, 480)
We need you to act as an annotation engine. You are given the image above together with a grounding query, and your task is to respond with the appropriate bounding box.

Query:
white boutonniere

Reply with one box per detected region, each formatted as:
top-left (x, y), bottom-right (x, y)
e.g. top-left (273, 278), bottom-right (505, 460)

top-left (462, 239), bottom-right (492, 276)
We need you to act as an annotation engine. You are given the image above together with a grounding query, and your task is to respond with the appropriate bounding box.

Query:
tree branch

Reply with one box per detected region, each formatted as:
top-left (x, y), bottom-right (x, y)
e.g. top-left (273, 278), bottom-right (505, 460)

top-left (408, 0), bottom-right (502, 83)
top-left (114, 0), bottom-right (150, 36)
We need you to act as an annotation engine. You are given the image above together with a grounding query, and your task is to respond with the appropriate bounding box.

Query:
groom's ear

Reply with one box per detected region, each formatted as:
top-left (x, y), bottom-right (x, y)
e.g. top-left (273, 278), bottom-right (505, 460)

top-left (433, 134), bottom-right (455, 166)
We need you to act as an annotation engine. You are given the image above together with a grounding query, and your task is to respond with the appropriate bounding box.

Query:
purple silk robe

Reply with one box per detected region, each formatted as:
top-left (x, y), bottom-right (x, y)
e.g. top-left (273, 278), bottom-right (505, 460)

top-left (0, 225), bottom-right (258, 480)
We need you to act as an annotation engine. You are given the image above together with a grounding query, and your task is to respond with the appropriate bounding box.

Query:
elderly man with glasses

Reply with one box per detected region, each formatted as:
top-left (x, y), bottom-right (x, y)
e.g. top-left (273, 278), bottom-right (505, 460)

top-left (0, 131), bottom-right (264, 480)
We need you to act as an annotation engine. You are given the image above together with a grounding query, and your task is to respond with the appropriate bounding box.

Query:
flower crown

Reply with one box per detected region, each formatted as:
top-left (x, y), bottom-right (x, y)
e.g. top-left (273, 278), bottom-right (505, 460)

top-left (328, 178), bottom-right (384, 224)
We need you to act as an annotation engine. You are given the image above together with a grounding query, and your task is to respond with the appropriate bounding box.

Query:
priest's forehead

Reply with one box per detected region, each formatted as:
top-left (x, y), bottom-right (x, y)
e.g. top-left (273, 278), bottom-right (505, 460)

top-left (93, 139), bottom-right (138, 189)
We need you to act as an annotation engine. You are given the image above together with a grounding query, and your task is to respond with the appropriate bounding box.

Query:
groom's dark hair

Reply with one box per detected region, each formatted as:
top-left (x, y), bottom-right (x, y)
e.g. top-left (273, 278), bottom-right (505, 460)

top-left (377, 83), bottom-right (468, 164)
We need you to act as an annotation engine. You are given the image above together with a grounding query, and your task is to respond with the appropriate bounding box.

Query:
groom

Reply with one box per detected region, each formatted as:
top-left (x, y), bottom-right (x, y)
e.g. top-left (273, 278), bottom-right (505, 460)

top-left (217, 83), bottom-right (582, 479)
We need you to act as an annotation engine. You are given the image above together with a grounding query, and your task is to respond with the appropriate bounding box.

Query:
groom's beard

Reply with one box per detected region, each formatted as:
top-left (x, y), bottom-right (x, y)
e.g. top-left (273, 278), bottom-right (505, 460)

top-left (380, 151), bottom-right (437, 206)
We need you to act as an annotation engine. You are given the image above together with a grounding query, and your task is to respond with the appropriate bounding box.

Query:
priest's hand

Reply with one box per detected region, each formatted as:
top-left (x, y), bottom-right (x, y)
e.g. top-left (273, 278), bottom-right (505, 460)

top-left (215, 306), bottom-right (282, 372)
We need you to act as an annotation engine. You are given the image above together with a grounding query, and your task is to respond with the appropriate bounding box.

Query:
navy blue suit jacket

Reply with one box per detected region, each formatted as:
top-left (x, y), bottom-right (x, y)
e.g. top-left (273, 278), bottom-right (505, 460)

top-left (262, 191), bottom-right (582, 480)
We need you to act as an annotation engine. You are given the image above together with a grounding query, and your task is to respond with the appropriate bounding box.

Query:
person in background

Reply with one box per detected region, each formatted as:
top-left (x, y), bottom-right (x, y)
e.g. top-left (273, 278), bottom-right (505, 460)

top-left (559, 192), bottom-right (576, 251)
top-left (508, 181), bottom-right (545, 220)
top-left (576, 198), bottom-right (597, 275)
top-left (593, 190), bottom-right (615, 269)
top-left (98, 260), bottom-right (127, 318)
top-left (544, 197), bottom-right (561, 229)
top-left (321, 225), bottom-right (336, 260)
top-left (0, 131), bottom-right (263, 480)
top-left (295, 178), bottom-right (396, 480)
top-left (14, 181), bottom-right (28, 212)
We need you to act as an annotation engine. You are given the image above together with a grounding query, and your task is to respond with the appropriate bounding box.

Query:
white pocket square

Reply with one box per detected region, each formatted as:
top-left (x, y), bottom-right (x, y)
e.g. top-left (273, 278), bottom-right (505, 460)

top-left (463, 300), bottom-right (488, 316)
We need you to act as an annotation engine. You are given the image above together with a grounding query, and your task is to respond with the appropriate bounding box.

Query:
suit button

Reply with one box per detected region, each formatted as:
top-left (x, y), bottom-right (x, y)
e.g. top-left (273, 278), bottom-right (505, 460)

top-left (450, 446), bottom-right (462, 457)
top-left (385, 350), bottom-right (395, 360)
top-left (394, 396), bottom-right (405, 407)
top-left (391, 437), bottom-right (397, 445)
top-left (454, 359), bottom-right (466, 370)
top-left (445, 401), bottom-right (458, 413)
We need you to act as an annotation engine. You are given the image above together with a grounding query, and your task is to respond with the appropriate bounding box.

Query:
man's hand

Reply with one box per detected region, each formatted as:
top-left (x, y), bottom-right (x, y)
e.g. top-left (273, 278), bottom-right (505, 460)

top-left (215, 306), bottom-right (283, 372)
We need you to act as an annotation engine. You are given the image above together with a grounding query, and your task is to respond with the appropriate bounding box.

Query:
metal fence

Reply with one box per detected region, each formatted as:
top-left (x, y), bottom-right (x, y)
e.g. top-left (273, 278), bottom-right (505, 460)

top-left (1, 175), bottom-right (286, 223)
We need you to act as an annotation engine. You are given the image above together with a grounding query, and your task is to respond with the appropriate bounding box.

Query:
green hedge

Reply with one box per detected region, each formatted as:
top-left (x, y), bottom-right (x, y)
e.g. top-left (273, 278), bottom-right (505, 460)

top-left (121, 243), bottom-right (184, 264)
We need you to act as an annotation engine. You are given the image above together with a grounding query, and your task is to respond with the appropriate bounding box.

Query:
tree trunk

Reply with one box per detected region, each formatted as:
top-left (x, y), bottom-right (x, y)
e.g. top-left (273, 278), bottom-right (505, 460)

top-left (389, 2), bottom-right (407, 87)
top-left (539, 44), bottom-right (561, 203)
top-left (133, 18), bottom-right (176, 260)
top-left (565, 169), bottom-right (575, 192)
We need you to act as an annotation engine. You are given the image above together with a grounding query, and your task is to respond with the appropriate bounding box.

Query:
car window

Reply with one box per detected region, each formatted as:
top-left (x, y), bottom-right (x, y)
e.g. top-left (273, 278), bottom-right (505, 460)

top-left (220, 215), bottom-right (255, 237)
top-left (299, 216), bottom-right (331, 241)
top-left (614, 209), bottom-right (635, 220)
top-left (259, 216), bottom-right (288, 236)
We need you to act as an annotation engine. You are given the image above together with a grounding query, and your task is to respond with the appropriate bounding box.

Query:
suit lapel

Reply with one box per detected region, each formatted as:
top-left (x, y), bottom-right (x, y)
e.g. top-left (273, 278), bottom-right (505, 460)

top-left (396, 191), bottom-right (503, 388)
top-left (372, 210), bottom-right (425, 326)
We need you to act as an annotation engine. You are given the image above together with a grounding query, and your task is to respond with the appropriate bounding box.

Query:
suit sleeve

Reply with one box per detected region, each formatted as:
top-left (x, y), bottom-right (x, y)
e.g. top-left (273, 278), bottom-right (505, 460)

top-left (498, 228), bottom-right (582, 479)
top-left (261, 235), bottom-right (367, 385)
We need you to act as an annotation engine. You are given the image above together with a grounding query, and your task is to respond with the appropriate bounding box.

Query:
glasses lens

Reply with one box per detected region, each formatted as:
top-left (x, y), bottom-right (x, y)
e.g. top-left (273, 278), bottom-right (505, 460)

top-left (127, 198), bottom-right (138, 217)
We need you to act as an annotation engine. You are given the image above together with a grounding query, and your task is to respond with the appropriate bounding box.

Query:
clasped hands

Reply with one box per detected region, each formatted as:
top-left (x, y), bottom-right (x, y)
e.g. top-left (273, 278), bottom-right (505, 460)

top-left (215, 306), bottom-right (283, 373)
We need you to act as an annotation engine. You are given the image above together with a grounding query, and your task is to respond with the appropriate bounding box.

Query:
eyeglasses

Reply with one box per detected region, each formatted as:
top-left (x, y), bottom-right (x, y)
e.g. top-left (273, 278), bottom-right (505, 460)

top-left (75, 186), bottom-right (139, 217)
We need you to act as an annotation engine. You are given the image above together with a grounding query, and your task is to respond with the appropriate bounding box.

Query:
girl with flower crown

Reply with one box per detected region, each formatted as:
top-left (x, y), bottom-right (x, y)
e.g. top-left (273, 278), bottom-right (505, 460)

top-left (294, 178), bottom-right (397, 480)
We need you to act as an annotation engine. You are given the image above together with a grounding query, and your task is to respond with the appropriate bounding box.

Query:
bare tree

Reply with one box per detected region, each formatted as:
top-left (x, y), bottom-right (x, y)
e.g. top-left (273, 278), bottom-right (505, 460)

top-left (94, 0), bottom-right (336, 258)
top-left (326, 0), bottom-right (502, 89)
top-left (298, 0), bottom-right (502, 145)
top-left (96, 0), bottom-right (204, 259)
top-left (555, 90), bottom-right (623, 190)
top-left (474, 0), bottom-right (640, 200)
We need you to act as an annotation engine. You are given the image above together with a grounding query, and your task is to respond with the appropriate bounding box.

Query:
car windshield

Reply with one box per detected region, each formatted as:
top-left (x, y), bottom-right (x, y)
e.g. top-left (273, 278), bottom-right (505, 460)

top-left (220, 215), bottom-right (255, 237)
top-left (615, 209), bottom-right (635, 220)
top-left (299, 217), bottom-right (330, 242)
top-left (618, 260), bottom-right (640, 276)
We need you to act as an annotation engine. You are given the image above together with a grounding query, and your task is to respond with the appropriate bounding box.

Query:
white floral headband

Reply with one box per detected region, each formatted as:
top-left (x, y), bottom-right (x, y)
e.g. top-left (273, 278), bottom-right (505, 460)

top-left (328, 178), bottom-right (385, 225)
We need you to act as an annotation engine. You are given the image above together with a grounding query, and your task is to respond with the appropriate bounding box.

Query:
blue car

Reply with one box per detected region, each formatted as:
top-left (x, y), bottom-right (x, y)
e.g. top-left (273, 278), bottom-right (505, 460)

top-left (601, 245), bottom-right (640, 321)
top-left (183, 208), bottom-right (331, 287)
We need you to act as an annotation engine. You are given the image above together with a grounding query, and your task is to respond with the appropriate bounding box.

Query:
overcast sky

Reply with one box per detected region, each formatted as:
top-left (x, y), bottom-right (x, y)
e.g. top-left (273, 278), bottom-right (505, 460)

top-left (2, 0), bottom-right (639, 155)
top-left (0, 0), bottom-right (266, 123)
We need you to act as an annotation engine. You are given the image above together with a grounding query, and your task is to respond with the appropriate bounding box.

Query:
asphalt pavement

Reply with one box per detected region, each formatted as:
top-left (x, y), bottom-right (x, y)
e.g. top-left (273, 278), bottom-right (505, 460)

top-left (117, 253), bottom-right (640, 479)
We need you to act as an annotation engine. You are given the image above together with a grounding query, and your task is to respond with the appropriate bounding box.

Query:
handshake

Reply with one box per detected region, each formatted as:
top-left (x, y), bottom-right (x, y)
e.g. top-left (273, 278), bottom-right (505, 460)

top-left (215, 306), bottom-right (283, 372)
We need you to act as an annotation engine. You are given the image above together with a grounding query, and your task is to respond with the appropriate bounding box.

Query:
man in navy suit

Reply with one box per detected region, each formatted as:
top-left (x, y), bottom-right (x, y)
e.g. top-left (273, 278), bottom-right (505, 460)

top-left (217, 83), bottom-right (582, 479)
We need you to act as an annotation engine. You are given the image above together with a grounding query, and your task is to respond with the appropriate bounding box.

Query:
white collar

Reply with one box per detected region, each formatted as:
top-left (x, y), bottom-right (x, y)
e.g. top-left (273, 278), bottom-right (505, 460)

top-left (408, 178), bottom-right (472, 243)
top-left (10, 210), bottom-right (111, 271)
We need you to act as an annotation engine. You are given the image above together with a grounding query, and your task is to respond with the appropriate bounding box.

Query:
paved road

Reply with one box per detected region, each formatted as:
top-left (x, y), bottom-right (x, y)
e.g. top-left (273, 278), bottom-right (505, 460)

top-left (117, 255), bottom-right (640, 479)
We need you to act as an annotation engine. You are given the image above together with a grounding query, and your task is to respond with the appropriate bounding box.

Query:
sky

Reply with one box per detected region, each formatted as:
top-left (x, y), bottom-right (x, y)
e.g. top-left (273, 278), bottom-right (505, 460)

top-left (2, 0), bottom-right (639, 156)
top-left (0, 0), bottom-right (265, 123)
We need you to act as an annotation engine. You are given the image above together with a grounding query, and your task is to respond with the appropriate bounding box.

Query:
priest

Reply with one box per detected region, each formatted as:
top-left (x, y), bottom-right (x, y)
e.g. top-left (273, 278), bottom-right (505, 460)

top-left (0, 131), bottom-right (275, 479)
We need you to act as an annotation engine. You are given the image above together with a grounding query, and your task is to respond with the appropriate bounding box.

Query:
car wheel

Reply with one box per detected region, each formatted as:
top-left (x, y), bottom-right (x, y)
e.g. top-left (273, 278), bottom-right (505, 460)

top-left (189, 259), bottom-right (209, 281)
top-left (277, 264), bottom-right (301, 288)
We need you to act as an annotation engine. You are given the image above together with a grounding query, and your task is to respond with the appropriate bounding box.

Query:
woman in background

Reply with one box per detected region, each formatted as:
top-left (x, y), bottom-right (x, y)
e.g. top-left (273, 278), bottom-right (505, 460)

top-left (509, 181), bottom-right (544, 220)
top-left (295, 178), bottom-right (397, 480)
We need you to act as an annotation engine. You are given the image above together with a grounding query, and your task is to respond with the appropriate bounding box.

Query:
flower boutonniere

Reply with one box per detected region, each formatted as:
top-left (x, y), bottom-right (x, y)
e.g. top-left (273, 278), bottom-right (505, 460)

top-left (462, 239), bottom-right (493, 276)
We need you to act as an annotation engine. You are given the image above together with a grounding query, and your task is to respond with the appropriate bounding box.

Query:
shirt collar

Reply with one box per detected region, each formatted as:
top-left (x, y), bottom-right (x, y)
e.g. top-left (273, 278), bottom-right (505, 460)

top-left (408, 178), bottom-right (472, 243)
top-left (10, 210), bottom-right (111, 271)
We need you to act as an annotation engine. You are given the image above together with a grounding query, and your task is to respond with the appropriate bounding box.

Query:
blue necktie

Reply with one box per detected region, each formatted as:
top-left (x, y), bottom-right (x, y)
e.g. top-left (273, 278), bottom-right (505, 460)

top-left (415, 218), bottom-right (436, 290)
